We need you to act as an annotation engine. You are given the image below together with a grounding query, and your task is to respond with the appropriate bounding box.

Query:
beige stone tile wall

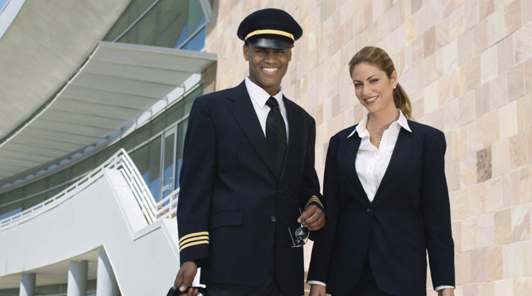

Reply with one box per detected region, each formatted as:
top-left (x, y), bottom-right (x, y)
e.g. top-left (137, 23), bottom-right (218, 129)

top-left (205, 0), bottom-right (532, 294)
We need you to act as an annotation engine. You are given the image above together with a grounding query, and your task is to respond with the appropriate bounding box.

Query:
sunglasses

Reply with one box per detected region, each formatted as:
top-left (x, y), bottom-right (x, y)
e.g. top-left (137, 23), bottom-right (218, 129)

top-left (286, 208), bottom-right (309, 248)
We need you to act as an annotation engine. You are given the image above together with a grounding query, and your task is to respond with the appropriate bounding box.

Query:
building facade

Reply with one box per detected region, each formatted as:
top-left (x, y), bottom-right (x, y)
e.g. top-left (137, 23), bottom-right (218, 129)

top-left (1, 0), bottom-right (531, 295)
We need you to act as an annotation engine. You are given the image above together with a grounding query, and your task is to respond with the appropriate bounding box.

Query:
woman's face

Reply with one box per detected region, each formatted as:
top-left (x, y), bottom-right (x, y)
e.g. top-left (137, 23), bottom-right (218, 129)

top-left (351, 62), bottom-right (397, 114)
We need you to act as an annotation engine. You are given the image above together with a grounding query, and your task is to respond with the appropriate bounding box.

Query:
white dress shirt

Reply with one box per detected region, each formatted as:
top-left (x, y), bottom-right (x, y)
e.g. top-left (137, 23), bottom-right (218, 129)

top-left (309, 110), bottom-right (452, 291)
top-left (245, 77), bottom-right (289, 140)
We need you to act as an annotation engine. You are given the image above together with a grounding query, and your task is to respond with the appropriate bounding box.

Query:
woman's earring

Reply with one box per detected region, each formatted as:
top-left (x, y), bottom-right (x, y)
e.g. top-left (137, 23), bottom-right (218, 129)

top-left (393, 85), bottom-right (396, 89)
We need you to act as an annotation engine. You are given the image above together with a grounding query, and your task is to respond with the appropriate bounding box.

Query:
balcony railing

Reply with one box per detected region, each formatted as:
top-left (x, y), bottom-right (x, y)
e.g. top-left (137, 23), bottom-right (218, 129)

top-left (0, 149), bottom-right (179, 229)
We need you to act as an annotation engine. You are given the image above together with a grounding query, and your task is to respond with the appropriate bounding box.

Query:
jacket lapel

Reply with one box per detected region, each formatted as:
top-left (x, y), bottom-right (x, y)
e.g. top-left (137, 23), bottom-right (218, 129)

top-left (342, 131), bottom-right (370, 204)
top-left (227, 81), bottom-right (278, 178)
top-left (372, 128), bottom-right (411, 204)
top-left (280, 97), bottom-right (302, 179)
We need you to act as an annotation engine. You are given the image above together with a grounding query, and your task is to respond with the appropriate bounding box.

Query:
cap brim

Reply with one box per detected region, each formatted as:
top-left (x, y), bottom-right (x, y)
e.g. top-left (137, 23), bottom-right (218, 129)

top-left (247, 37), bottom-right (293, 49)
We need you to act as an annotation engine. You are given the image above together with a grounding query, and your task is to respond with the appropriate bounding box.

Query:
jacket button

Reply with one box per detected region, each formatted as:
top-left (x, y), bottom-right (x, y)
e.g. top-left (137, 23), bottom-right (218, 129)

top-left (271, 216), bottom-right (277, 222)
top-left (367, 208), bottom-right (372, 213)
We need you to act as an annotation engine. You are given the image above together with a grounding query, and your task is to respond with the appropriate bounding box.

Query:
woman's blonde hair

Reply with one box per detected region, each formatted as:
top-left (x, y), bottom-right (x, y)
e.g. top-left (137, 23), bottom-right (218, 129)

top-left (348, 46), bottom-right (413, 120)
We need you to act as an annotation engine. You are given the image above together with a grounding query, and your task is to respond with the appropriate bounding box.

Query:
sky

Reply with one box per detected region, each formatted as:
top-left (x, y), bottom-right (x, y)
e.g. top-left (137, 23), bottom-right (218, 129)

top-left (0, 0), bottom-right (8, 13)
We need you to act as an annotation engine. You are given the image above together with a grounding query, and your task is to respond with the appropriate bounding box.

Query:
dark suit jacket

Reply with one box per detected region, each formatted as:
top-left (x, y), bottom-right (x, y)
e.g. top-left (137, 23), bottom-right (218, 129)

top-left (177, 81), bottom-right (323, 295)
top-left (308, 121), bottom-right (455, 296)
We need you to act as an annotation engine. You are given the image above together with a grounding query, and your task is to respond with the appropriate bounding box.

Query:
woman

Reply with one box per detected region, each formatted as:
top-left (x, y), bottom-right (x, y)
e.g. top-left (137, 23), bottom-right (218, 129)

top-left (307, 47), bottom-right (455, 296)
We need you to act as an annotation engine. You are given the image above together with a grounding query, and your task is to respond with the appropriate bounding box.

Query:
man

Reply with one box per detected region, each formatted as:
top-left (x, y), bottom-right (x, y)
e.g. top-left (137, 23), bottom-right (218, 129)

top-left (173, 8), bottom-right (326, 296)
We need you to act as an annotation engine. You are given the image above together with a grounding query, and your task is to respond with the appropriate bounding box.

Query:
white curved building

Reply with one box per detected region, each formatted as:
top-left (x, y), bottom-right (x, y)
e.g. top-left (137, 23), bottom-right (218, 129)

top-left (0, 0), bottom-right (215, 295)
top-left (3, 1), bottom-right (532, 296)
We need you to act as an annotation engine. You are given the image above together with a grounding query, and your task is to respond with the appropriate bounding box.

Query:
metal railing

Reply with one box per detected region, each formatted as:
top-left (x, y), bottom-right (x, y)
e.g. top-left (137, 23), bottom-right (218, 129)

top-left (0, 148), bottom-right (165, 229)
top-left (155, 188), bottom-right (179, 220)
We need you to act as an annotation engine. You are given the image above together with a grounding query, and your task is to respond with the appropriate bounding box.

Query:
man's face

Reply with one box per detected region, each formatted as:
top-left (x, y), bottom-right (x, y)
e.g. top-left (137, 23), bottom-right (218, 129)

top-left (243, 44), bottom-right (292, 96)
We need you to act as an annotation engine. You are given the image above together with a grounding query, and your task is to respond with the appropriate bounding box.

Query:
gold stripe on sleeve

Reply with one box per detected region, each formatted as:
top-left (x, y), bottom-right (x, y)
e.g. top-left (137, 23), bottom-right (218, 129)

top-left (179, 231), bottom-right (209, 243)
top-left (305, 195), bottom-right (324, 209)
top-left (179, 240), bottom-right (209, 252)
top-left (179, 236), bottom-right (209, 247)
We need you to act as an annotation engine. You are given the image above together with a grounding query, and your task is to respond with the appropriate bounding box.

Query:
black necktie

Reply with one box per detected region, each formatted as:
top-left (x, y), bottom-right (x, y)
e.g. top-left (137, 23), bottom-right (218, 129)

top-left (266, 97), bottom-right (287, 177)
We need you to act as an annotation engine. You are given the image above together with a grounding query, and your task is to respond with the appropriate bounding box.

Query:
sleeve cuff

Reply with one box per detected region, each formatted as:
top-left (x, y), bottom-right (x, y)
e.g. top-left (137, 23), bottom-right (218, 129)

top-left (307, 280), bottom-right (326, 287)
top-left (435, 285), bottom-right (454, 291)
top-left (179, 231), bottom-right (210, 252)
top-left (305, 195), bottom-right (324, 211)
top-left (179, 231), bottom-right (210, 266)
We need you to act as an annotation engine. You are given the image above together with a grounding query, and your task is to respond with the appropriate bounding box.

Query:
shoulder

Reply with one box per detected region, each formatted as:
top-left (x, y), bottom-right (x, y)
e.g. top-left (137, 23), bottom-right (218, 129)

top-left (331, 125), bottom-right (358, 141)
top-left (195, 88), bottom-right (232, 104)
top-left (408, 120), bottom-right (443, 135)
top-left (191, 83), bottom-right (245, 111)
top-left (407, 120), bottom-right (446, 146)
top-left (284, 97), bottom-right (316, 124)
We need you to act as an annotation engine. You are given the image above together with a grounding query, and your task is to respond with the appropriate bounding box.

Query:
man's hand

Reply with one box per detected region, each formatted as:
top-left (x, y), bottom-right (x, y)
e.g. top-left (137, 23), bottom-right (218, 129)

top-left (438, 288), bottom-right (454, 296)
top-left (298, 205), bottom-right (325, 231)
top-left (174, 261), bottom-right (199, 295)
top-left (309, 284), bottom-right (327, 296)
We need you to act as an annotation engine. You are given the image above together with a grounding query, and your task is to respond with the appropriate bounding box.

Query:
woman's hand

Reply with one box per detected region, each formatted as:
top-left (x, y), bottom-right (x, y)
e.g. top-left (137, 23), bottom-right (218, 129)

top-left (309, 284), bottom-right (327, 296)
top-left (438, 288), bottom-right (454, 296)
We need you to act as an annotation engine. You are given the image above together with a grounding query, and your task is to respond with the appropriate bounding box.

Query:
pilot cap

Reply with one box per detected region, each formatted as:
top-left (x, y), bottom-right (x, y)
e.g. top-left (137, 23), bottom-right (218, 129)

top-left (237, 8), bottom-right (303, 49)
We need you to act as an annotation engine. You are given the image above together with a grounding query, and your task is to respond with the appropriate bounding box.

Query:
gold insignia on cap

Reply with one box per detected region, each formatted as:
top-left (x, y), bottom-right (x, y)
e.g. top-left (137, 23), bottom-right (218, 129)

top-left (245, 29), bottom-right (294, 41)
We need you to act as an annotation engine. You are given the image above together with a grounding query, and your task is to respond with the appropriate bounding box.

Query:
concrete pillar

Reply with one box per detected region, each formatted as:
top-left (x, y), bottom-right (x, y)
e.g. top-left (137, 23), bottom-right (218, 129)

top-left (67, 261), bottom-right (88, 296)
top-left (96, 249), bottom-right (119, 296)
top-left (20, 273), bottom-right (36, 296)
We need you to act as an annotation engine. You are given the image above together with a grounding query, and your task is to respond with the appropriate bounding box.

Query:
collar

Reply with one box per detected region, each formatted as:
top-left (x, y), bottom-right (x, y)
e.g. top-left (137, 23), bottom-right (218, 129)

top-left (245, 77), bottom-right (283, 107)
top-left (347, 109), bottom-right (412, 138)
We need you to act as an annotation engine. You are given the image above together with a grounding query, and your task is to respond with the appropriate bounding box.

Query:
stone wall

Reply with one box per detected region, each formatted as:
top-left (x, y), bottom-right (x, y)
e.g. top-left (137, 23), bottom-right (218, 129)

top-left (205, 0), bottom-right (532, 295)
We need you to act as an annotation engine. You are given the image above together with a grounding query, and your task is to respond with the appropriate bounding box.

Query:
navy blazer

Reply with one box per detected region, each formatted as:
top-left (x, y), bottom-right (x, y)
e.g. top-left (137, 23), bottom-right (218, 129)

top-left (177, 81), bottom-right (323, 295)
top-left (309, 121), bottom-right (455, 296)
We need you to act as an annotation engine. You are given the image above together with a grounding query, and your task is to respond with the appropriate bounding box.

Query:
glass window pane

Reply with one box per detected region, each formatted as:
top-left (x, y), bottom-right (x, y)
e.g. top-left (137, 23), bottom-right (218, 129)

top-left (166, 101), bottom-right (184, 124)
top-left (148, 137), bottom-right (162, 200)
top-left (184, 86), bottom-right (202, 114)
top-left (104, 0), bottom-right (156, 41)
top-left (156, 0), bottom-right (188, 48)
top-left (135, 123), bottom-right (151, 146)
top-left (119, 5), bottom-right (157, 46)
top-left (176, 119), bottom-right (188, 188)
top-left (23, 179), bottom-right (47, 209)
top-left (46, 185), bottom-right (69, 199)
top-left (103, 11), bottom-right (130, 41)
top-left (151, 115), bottom-right (166, 136)
top-left (128, 0), bottom-right (155, 23)
top-left (70, 157), bottom-right (95, 178)
top-left (182, 27), bottom-right (206, 51)
top-left (122, 133), bottom-right (136, 152)
top-left (132, 144), bottom-right (150, 187)
top-left (24, 179), bottom-right (47, 197)
top-left (35, 282), bottom-right (67, 294)
top-left (95, 143), bottom-right (120, 166)
top-left (22, 194), bottom-right (47, 210)
top-left (48, 169), bottom-right (69, 188)
top-left (187, 0), bottom-right (205, 35)
top-left (0, 287), bottom-right (19, 296)
top-left (0, 188), bottom-right (23, 220)
top-left (163, 133), bottom-right (175, 186)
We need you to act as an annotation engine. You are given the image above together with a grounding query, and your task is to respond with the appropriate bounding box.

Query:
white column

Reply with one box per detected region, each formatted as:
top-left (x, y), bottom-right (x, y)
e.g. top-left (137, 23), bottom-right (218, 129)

top-left (96, 249), bottom-right (119, 296)
top-left (20, 273), bottom-right (36, 296)
top-left (67, 261), bottom-right (88, 296)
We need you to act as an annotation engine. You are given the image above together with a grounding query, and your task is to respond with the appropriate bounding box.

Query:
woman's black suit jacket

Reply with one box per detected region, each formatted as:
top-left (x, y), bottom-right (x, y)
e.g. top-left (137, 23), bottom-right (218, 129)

top-left (308, 121), bottom-right (455, 296)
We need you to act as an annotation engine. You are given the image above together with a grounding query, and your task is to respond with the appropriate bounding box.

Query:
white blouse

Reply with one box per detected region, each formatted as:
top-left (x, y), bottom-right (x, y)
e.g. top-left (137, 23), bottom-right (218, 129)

top-left (347, 110), bottom-right (411, 202)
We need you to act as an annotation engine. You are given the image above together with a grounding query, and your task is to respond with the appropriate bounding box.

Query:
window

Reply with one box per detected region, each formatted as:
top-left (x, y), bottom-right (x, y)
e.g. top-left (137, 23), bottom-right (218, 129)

top-left (104, 0), bottom-right (207, 50)
top-left (0, 85), bottom-right (203, 221)
top-left (0, 0), bottom-right (8, 13)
